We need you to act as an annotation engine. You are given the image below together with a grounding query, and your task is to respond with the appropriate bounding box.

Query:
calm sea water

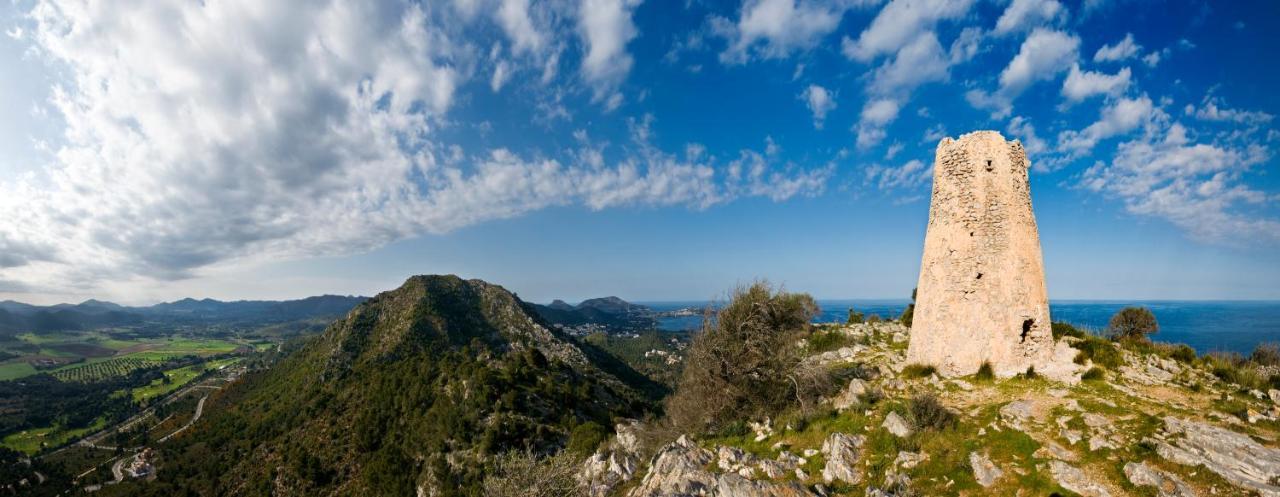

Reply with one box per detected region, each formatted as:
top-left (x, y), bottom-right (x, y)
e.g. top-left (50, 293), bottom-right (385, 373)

top-left (641, 300), bottom-right (1280, 355)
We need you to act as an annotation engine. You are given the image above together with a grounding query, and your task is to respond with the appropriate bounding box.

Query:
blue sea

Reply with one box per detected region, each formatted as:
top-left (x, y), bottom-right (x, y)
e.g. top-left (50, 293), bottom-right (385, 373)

top-left (640, 300), bottom-right (1280, 355)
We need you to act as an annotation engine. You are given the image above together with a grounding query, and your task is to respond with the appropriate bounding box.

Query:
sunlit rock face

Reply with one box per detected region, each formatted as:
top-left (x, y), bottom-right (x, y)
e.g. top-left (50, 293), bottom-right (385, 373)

top-left (907, 131), bottom-right (1070, 380)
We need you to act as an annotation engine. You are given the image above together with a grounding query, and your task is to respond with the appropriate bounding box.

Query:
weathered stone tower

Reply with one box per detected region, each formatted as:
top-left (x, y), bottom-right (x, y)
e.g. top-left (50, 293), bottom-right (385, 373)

top-left (906, 131), bottom-right (1066, 379)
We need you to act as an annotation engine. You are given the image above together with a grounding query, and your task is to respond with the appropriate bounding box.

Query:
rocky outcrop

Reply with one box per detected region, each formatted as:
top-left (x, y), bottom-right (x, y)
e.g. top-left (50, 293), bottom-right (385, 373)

top-left (1048, 460), bottom-right (1111, 497)
top-left (1150, 416), bottom-right (1280, 497)
top-left (969, 451), bottom-right (1003, 487)
top-left (1123, 461), bottom-right (1195, 497)
top-left (820, 433), bottom-right (864, 484)
top-left (626, 436), bottom-right (813, 497)
top-left (831, 378), bottom-right (869, 411)
top-left (580, 420), bottom-right (643, 497)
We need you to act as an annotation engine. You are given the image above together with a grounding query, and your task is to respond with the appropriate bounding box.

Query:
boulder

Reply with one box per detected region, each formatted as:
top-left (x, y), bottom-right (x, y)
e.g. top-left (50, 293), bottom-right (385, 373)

top-left (1048, 460), bottom-right (1111, 497)
top-left (820, 433), bottom-right (865, 484)
top-left (627, 436), bottom-right (815, 497)
top-left (882, 412), bottom-right (912, 437)
top-left (579, 420), bottom-right (643, 497)
top-left (968, 451), bottom-right (1003, 487)
top-left (1151, 416), bottom-right (1280, 497)
top-left (832, 379), bottom-right (869, 410)
top-left (1123, 461), bottom-right (1195, 497)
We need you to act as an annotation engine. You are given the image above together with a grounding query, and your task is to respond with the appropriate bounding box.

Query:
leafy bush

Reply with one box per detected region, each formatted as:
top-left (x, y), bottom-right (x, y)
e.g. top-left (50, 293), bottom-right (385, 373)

top-left (899, 288), bottom-right (916, 328)
top-left (1250, 343), bottom-right (1280, 367)
top-left (847, 308), bottom-right (865, 324)
top-left (1022, 366), bottom-right (1038, 379)
top-left (1080, 367), bottom-right (1105, 381)
top-left (909, 393), bottom-right (957, 431)
top-left (1051, 321), bottom-right (1086, 340)
top-left (665, 282), bottom-right (819, 434)
top-left (975, 361), bottom-right (994, 381)
top-left (1071, 335), bottom-right (1122, 369)
top-left (807, 329), bottom-right (854, 354)
top-left (1108, 307), bottom-right (1159, 341)
top-left (901, 363), bottom-right (936, 379)
top-left (867, 314), bottom-right (883, 324)
top-left (1169, 344), bottom-right (1197, 363)
top-left (566, 422), bottom-right (608, 456)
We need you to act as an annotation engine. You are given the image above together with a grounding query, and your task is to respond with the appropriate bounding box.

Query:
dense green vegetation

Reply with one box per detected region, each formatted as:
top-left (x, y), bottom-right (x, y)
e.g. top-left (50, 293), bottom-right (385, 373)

top-left (95, 275), bottom-right (657, 496)
top-left (582, 330), bottom-right (688, 387)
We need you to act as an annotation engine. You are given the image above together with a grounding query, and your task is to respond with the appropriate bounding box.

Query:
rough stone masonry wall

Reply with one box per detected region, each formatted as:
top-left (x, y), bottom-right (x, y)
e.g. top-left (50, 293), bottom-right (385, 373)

top-left (906, 131), bottom-right (1055, 378)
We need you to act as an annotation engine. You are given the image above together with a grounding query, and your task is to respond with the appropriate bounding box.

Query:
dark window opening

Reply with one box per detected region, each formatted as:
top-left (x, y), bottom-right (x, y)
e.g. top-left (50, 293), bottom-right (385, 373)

top-left (976, 273), bottom-right (983, 280)
top-left (1020, 319), bottom-right (1034, 342)
top-left (985, 160), bottom-right (994, 172)
top-left (969, 231), bottom-right (975, 237)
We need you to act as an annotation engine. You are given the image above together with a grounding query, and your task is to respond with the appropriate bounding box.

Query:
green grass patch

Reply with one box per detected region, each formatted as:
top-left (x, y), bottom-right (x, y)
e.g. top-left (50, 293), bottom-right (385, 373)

top-left (1, 417), bottom-right (107, 455)
top-left (901, 363), bottom-right (937, 379)
top-left (0, 360), bottom-right (37, 381)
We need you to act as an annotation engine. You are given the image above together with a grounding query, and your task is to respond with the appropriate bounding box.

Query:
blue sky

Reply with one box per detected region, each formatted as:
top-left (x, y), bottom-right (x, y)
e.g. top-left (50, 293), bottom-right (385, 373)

top-left (0, 0), bottom-right (1276, 304)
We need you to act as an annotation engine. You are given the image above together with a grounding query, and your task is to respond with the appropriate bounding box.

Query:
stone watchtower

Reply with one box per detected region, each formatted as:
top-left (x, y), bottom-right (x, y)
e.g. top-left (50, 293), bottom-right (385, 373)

top-left (906, 131), bottom-right (1073, 379)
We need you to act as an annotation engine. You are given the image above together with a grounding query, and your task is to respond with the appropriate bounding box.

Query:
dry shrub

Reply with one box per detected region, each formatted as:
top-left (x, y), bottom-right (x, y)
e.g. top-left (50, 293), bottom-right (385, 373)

top-left (664, 282), bottom-right (818, 435)
top-left (482, 451), bottom-right (583, 497)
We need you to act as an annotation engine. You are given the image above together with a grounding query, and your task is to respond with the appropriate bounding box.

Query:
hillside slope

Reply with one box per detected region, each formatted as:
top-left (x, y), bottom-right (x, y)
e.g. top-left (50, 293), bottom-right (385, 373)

top-left (104, 275), bottom-right (658, 496)
top-left (584, 322), bottom-right (1280, 496)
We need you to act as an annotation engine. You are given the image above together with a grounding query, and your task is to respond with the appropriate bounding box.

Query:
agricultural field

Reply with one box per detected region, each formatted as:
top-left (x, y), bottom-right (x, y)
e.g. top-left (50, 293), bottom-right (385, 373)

top-left (2, 417), bottom-right (106, 455)
top-left (131, 357), bottom-right (242, 402)
top-left (0, 332), bottom-right (244, 382)
top-left (52, 357), bottom-right (165, 383)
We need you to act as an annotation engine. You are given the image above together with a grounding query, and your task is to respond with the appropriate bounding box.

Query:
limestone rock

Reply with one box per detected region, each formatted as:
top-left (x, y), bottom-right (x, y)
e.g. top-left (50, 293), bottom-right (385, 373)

top-left (1048, 460), bottom-right (1111, 497)
top-left (882, 412), bottom-right (912, 437)
top-left (832, 378), bottom-right (869, 410)
top-left (1000, 399), bottom-right (1034, 429)
top-left (627, 436), bottom-right (814, 497)
top-left (1033, 440), bottom-right (1076, 461)
top-left (1269, 389), bottom-right (1280, 405)
top-left (894, 451), bottom-right (927, 469)
top-left (1152, 416), bottom-right (1280, 496)
top-left (820, 433), bottom-right (865, 484)
top-left (969, 451), bottom-right (1003, 487)
top-left (906, 131), bottom-right (1077, 381)
top-left (579, 420), bottom-right (643, 497)
top-left (1123, 461), bottom-right (1195, 497)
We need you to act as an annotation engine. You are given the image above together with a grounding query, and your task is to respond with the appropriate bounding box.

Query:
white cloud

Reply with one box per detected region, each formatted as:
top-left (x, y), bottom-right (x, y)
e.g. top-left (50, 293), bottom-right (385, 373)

top-left (855, 29), bottom-right (951, 151)
top-left (1184, 96), bottom-right (1274, 125)
top-left (0, 0), bottom-right (830, 296)
top-left (1093, 33), bottom-right (1140, 62)
top-left (993, 0), bottom-right (1065, 35)
top-left (800, 84), bottom-right (837, 129)
top-left (1080, 122), bottom-right (1278, 244)
top-left (969, 28), bottom-right (1078, 118)
top-left (868, 31), bottom-right (950, 95)
top-left (578, 0), bottom-right (643, 101)
top-left (1061, 64), bottom-right (1130, 102)
top-left (842, 0), bottom-right (972, 62)
top-left (1142, 50), bottom-right (1162, 67)
top-left (491, 59), bottom-right (513, 91)
top-left (999, 28), bottom-right (1079, 95)
top-left (948, 26), bottom-right (983, 64)
top-left (1006, 115), bottom-right (1047, 156)
top-left (864, 158), bottom-right (932, 193)
top-left (498, 0), bottom-right (547, 54)
top-left (855, 98), bottom-right (900, 149)
top-left (1058, 95), bottom-right (1155, 155)
top-left (715, 0), bottom-right (864, 63)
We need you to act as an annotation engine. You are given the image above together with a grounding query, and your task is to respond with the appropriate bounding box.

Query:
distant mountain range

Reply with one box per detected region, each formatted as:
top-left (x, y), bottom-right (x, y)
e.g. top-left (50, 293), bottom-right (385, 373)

top-left (0, 295), bottom-right (367, 334)
top-left (530, 296), bottom-right (657, 331)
